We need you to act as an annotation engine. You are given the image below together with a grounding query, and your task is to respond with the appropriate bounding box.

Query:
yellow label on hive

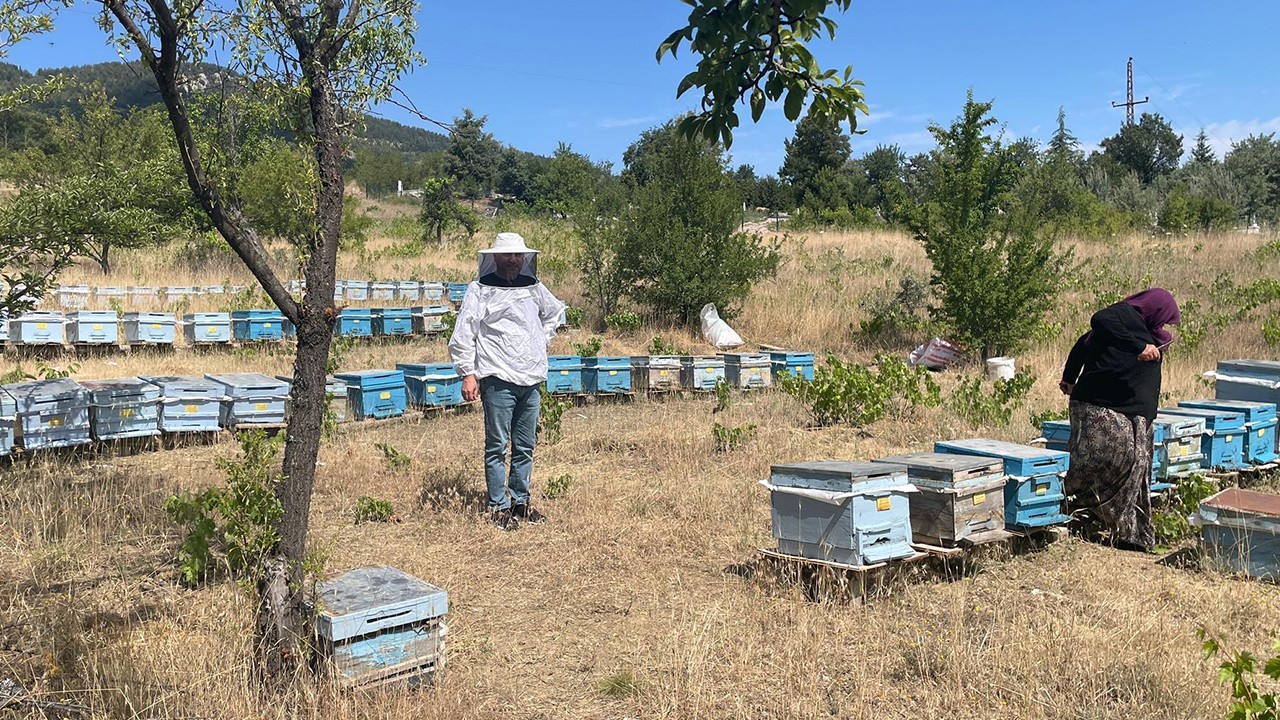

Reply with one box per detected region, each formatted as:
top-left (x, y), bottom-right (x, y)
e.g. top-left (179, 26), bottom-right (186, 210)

top-left (608, 370), bottom-right (617, 376)
top-left (659, 370), bottom-right (669, 376)
top-left (426, 385), bottom-right (437, 393)
top-left (1261, 429), bottom-right (1267, 438)
top-left (875, 497), bottom-right (891, 511)
top-left (120, 408), bottom-right (135, 418)
top-left (560, 370), bottom-right (569, 376)
top-left (705, 368), bottom-right (715, 374)
top-left (264, 323), bottom-right (273, 329)
top-left (1226, 435), bottom-right (1234, 443)
top-left (185, 404), bottom-right (198, 413)
top-left (380, 391), bottom-right (391, 400)
top-left (973, 493), bottom-right (986, 506)
top-left (207, 327), bottom-right (217, 334)
top-left (49, 417), bottom-right (63, 427)
top-left (1035, 484), bottom-right (1048, 496)
top-left (92, 324), bottom-right (103, 330)
top-left (255, 403), bottom-right (267, 411)
top-left (36, 322), bottom-right (47, 329)
top-left (151, 323), bottom-right (160, 329)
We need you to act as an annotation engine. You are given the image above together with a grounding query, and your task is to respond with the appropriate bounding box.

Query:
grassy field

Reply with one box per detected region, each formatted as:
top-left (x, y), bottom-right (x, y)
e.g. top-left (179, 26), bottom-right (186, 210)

top-left (4, 201), bottom-right (1280, 719)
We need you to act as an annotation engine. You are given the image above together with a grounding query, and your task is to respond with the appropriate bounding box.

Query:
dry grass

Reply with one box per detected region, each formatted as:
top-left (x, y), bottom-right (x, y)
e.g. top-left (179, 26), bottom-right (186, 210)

top-left (5, 206), bottom-right (1280, 719)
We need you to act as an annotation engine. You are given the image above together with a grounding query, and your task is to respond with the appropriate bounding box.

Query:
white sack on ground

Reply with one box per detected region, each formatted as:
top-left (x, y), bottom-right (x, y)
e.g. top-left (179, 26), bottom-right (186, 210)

top-left (700, 303), bottom-right (743, 348)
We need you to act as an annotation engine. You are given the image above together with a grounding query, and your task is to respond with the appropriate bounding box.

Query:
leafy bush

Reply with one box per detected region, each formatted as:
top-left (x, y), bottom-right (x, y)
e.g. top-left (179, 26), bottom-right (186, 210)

top-left (543, 473), bottom-right (573, 499)
top-left (858, 273), bottom-right (931, 342)
top-left (714, 378), bottom-right (732, 413)
top-left (564, 305), bottom-right (585, 327)
top-left (572, 336), bottom-right (602, 358)
top-left (376, 442), bottom-right (412, 471)
top-left (1030, 408), bottom-right (1070, 432)
top-left (353, 496), bottom-right (396, 524)
top-left (605, 310), bottom-right (642, 334)
top-left (712, 422), bottom-right (757, 452)
top-left (163, 431), bottom-right (284, 586)
top-left (647, 335), bottom-right (687, 356)
top-left (948, 371), bottom-right (1037, 429)
top-left (1153, 473), bottom-right (1217, 546)
top-left (780, 353), bottom-right (940, 427)
top-left (537, 386), bottom-right (572, 445)
top-left (1198, 627), bottom-right (1280, 720)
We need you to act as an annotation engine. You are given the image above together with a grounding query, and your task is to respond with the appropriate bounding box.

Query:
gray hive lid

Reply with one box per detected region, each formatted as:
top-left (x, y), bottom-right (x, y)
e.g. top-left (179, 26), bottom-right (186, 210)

top-left (770, 460), bottom-right (906, 481)
top-left (314, 566), bottom-right (448, 643)
top-left (2, 378), bottom-right (85, 403)
top-left (875, 451), bottom-right (1003, 475)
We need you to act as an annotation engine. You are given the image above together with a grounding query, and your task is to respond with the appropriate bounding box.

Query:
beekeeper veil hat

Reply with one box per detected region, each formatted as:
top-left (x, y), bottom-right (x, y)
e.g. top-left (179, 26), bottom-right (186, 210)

top-left (477, 232), bottom-right (539, 284)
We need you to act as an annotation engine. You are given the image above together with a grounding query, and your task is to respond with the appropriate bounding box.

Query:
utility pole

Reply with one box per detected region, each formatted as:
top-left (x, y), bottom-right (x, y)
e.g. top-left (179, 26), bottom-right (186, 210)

top-left (1111, 56), bottom-right (1149, 126)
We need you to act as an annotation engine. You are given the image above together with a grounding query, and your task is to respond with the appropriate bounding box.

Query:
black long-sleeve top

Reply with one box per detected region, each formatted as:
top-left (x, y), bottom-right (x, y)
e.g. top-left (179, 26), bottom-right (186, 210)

top-left (1061, 303), bottom-right (1162, 421)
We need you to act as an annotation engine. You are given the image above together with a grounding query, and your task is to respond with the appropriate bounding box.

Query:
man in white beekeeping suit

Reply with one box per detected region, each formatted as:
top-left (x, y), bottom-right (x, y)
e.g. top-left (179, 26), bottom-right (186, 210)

top-left (449, 232), bottom-right (566, 531)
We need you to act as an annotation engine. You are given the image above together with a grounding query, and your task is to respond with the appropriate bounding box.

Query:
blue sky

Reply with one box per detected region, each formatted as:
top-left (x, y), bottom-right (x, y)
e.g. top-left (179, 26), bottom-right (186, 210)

top-left (10, 1), bottom-right (1280, 175)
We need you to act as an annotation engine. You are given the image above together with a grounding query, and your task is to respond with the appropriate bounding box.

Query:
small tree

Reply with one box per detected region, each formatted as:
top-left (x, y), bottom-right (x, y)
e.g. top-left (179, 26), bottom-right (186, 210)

top-left (446, 108), bottom-right (500, 204)
top-left (420, 176), bottom-right (477, 243)
top-left (911, 91), bottom-right (1071, 359)
top-left (616, 119), bottom-right (780, 324)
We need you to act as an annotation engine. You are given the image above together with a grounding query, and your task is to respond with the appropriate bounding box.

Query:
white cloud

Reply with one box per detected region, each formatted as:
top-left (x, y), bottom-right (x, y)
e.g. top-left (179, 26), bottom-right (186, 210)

top-left (1203, 116), bottom-right (1280, 158)
top-left (597, 115), bottom-right (663, 129)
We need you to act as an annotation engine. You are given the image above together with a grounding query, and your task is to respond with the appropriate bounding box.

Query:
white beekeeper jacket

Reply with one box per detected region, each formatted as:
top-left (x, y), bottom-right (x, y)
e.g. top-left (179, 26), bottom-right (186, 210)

top-left (448, 237), bottom-right (565, 387)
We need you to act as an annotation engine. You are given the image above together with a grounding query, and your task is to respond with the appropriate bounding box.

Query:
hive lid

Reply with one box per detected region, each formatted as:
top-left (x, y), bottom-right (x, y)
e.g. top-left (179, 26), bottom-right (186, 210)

top-left (2, 378), bottom-right (85, 402)
top-left (935, 438), bottom-right (1067, 460)
top-left (1202, 488), bottom-right (1280, 517)
top-left (770, 460), bottom-right (906, 480)
top-left (314, 566), bottom-right (448, 642)
top-left (874, 452), bottom-right (1003, 474)
top-left (205, 372), bottom-right (287, 388)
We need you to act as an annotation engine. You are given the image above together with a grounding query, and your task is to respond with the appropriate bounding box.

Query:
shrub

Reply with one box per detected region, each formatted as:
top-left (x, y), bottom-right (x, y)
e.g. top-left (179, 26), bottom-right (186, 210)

top-left (1197, 627), bottom-right (1280, 720)
top-left (353, 496), bottom-right (396, 524)
top-left (543, 473), bottom-right (573, 499)
top-left (605, 310), bottom-right (641, 334)
top-left (647, 335), bottom-right (686, 356)
top-left (1029, 408), bottom-right (1069, 432)
top-left (572, 336), bottom-right (602, 358)
top-left (714, 377), bottom-right (732, 413)
top-left (858, 273), bottom-right (931, 342)
top-left (948, 371), bottom-right (1037, 429)
top-left (163, 431), bottom-right (284, 586)
top-left (1153, 473), bottom-right (1217, 547)
top-left (376, 442), bottom-right (412, 471)
top-left (564, 305), bottom-right (585, 327)
top-left (712, 422), bottom-right (757, 452)
top-left (780, 353), bottom-right (940, 427)
top-left (537, 386), bottom-right (573, 445)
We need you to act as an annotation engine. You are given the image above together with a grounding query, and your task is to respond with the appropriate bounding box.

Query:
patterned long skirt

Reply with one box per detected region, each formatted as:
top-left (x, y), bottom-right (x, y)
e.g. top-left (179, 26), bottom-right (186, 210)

top-left (1064, 400), bottom-right (1155, 548)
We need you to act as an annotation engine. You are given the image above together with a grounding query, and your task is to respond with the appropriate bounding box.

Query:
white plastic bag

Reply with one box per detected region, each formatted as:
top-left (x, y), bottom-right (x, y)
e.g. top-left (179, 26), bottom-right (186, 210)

top-left (700, 303), bottom-right (743, 348)
top-left (908, 337), bottom-right (964, 369)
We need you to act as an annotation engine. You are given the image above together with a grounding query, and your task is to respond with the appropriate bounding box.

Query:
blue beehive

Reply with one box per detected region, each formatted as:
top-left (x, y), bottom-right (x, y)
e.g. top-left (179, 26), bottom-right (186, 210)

top-left (10, 311), bottom-right (66, 345)
top-left (420, 282), bottom-right (445, 302)
top-left (123, 312), bottom-right (177, 345)
top-left (312, 566), bottom-right (448, 689)
top-left (140, 375), bottom-right (223, 432)
top-left (411, 305), bottom-right (450, 334)
top-left (1161, 405), bottom-right (1247, 470)
top-left (632, 356), bottom-right (682, 392)
top-left (583, 356), bottom-right (632, 394)
top-left (333, 280), bottom-right (347, 303)
top-left (398, 363), bottom-right (463, 408)
top-left (67, 310), bottom-right (119, 345)
top-left (766, 461), bottom-right (916, 566)
top-left (345, 280), bottom-right (370, 301)
top-left (0, 390), bottom-right (14, 455)
top-left (445, 282), bottom-right (468, 304)
top-left (206, 373), bottom-right (290, 427)
top-left (396, 281), bottom-right (422, 302)
top-left (2, 378), bottom-right (91, 450)
top-left (373, 308), bottom-right (414, 337)
top-left (370, 282), bottom-right (397, 301)
top-left (334, 370), bottom-right (406, 420)
top-left (546, 355), bottom-right (584, 395)
top-left (1041, 420), bottom-right (1071, 452)
top-left (336, 308), bottom-right (373, 338)
top-left (769, 351), bottom-right (815, 382)
top-left (1215, 360), bottom-right (1280, 406)
top-left (184, 313), bottom-right (232, 344)
top-left (232, 309), bottom-right (285, 342)
top-left (720, 353), bottom-right (773, 389)
top-left (933, 438), bottom-right (1071, 529)
top-left (1180, 399), bottom-right (1278, 465)
top-left (80, 378), bottom-right (161, 441)
top-left (1197, 488), bottom-right (1280, 581)
top-left (129, 286), bottom-right (156, 305)
top-left (680, 355), bottom-right (726, 391)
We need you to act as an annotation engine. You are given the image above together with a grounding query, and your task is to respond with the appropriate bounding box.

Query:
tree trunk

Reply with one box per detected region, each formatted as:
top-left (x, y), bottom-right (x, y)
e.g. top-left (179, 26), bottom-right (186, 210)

top-left (97, 242), bottom-right (111, 275)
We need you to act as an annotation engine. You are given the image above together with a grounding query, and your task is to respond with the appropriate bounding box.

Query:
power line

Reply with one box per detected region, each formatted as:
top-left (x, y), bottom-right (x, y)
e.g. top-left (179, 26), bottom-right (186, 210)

top-left (1111, 57), bottom-right (1149, 126)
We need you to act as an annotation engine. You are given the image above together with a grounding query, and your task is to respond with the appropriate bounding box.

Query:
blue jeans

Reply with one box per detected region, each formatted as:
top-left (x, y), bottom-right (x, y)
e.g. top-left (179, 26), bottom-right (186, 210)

top-left (480, 377), bottom-right (541, 510)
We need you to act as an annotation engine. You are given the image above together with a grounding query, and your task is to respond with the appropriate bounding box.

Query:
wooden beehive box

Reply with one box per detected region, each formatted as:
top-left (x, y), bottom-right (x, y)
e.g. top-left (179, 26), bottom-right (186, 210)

top-left (680, 355), bottom-right (725, 391)
top-left (719, 352), bottom-right (773, 390)
top-left (140, 375), bottom-right (223, 432)
top-left (1181, 399), bottom-right (1278, 464)
top-left (766, 461), bottom-right (916, 566)
top-left (313, 566), bottom-right (448, 689)
top-left (67, 310), bottom-right (119, 345)
top-left (1215, 359), bottom-right (1280, 406)
top-left (546, 355), bottom-right (584, 395)
top-left (336, 308), bottom-right (373, 338)
top-left (123, 312), bottom-right (176, 345)
top-left (873, 452), bottom-right (1006, 547)
top-left (933, 439), bottom-right (1071, 530)
top-left (1198, 488), bottom-right (1280, 582)
top-left (632, 356), bottom-right (682, 392)
top-left (344, 280), bottom-right (370, 301)
top-left (2, 378), bottom-right (92, 450)
top-left (769, 351), bottom-right (815, 381)
top-left (333, 370), bottom-right (406, 420)
top-left (373, 308), bottom-right (414, 336)
top-left (10, 311), bottom-right (66, 346)
top-left (80, 378), bottom-right (161, 441)
top-left (184, 313), bottom-right (232, 345)
top-left (1161, 406), bottom-right (1247, 470)
top-left (584, 356), bottom-right (631, 394)
top-left (411, 305), bottom-right (450, 334)
top-left (206, 373), bottom-right (290, 427)
top-left (397, 363), bottom-right (463, 408)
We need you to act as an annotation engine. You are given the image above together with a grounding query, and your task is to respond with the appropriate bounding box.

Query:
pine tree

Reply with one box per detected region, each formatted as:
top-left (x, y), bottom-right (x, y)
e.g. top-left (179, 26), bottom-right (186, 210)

top-left (1191, 128), bottom-right (1217, 165)
top-left (1046, 106), bottom-right (1082, 167)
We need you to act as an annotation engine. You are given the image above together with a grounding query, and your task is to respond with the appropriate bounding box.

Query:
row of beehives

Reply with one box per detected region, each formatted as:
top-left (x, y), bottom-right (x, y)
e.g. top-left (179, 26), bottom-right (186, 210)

top-left (0, 351), bottom-right (817, 455)
top-left (766, 359), bottom-right (1280, 581)
top-left (0, 305), bottom-right (473, 348)
top-left (37, 280), bottom-right (471, 308)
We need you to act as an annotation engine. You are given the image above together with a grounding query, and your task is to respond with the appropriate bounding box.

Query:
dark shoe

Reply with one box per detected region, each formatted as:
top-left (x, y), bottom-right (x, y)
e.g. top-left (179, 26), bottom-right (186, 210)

top-left (511, 504), bottom-right (546, 524)
top-left (1113, 539), bottom-right (1150, 553)
top-left (490, 508), bottom-right (519, 531)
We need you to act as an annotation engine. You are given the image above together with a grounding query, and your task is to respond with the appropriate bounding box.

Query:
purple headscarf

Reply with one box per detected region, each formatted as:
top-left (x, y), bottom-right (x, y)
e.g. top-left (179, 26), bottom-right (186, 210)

top-left (1121, 287), bottom-right (1181, 346)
